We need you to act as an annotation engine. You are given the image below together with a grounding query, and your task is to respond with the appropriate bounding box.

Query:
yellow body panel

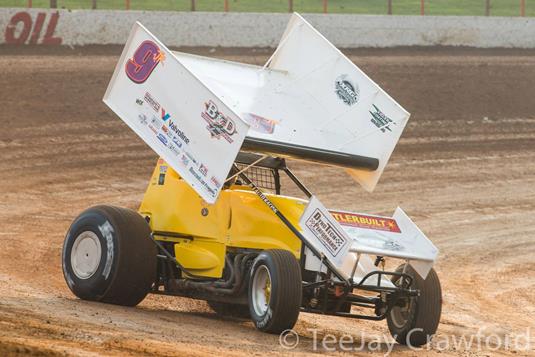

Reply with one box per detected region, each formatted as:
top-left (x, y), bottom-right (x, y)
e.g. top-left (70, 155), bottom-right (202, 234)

top-left (139, 159), bottom-right (305, 278)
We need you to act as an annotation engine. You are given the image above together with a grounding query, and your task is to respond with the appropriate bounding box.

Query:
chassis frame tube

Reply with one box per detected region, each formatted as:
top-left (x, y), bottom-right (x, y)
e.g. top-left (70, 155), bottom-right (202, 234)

top-left (234, 165), bottom-right (351, 286)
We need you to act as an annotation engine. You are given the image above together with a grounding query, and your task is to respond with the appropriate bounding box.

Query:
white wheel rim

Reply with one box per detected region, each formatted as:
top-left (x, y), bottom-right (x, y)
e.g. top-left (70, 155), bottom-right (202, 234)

top-left (71, 231), bottom-right (102, 279)
top-left (252, 265), bottom-right (272, 316)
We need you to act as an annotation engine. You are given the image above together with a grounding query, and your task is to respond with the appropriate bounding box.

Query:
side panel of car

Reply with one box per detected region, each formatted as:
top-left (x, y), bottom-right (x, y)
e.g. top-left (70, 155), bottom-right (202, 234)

top-left (139, 159), bottom-right (305, 278)
top-left (227, 189), bottom-right (304, 258)
top-left (139, 160), bottom-right (231, 277)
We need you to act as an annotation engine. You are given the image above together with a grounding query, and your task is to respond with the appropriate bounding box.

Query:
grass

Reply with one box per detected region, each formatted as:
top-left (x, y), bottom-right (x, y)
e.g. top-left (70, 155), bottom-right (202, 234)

top-left (2, 0), bottom-right (535, 17)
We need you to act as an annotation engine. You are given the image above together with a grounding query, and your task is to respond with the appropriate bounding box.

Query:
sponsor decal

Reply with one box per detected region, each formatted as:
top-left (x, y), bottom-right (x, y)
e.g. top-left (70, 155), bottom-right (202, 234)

top-left (137, 113), bottom-right (148, 126)
top-left (305, 209), bottom-right (349, 257)
top-left (180, 154), bottom-right (190, 166)
top-left (125, 40), bottom-right (165, 84)
top-left (189, 166), bottom-right (217, 197)
top-left (168, 143), bottom-right (180, 156)
top-left (168, 120), bottom-right (190, 145)
top-left (98, 221), bottom-right (114, 279)
top-left (172, 136), bottom-right (183, 148)
top-left (241, 113), bottom-right (277, 134)
top-left (383, 240), bottom-right (403, 251)
top-left (158, 173), bottom-right (166, 185)
top-left (335, 74), bottom-right (359, 106)
top-left (5, 11), bottom-right (61, 45)
top-left (252, 184), bottom-right (278, 213)
top-left (148, 124), bottom-right (158, 134)
top-left (330, 210), bottom-right (401, 233)
top-left (149, 116), bottom-right (161, 134)
top-left (201, 100), bottom-right (238, 143)
top-left (136, 98), bottom-right (143, 106)
top-left (369, 105), bottom-right (395, 133)
top-left (161, 108), bottom-right (171, 122)
top-left (159, 165), bottom-right (168, 173)
top-left (210, 176), bottom-right (221, 189)
top-left (185, 151), bottom-right (198, 166)
top-left (199, 164), bottom-right (208, 176)
top-left (144, 92), bottom-right (160, 113)
top-left (157, 133), bottom-right (168, 145)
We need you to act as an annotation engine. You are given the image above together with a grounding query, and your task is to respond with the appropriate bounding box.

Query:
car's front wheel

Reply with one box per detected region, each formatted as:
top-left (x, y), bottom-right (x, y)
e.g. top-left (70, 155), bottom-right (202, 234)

top-left (248, 249), bottom-right (302, 333)
top-left (387, 264), bottom-right (442, 346)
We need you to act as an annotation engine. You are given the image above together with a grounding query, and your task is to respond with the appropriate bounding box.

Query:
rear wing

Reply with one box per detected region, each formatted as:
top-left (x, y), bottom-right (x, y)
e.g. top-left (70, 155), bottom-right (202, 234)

top-left (103, 14), bottom-right (410, 204)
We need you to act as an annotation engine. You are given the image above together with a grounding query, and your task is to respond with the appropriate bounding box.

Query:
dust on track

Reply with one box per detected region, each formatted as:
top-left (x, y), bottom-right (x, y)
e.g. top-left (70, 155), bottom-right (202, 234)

top-left (0, 45), bottom-right (534, 356)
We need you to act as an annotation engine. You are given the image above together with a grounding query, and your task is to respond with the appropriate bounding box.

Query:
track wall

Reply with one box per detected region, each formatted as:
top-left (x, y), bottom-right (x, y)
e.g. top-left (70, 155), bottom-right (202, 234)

top-left (2, 8), bottom-right (535, 48)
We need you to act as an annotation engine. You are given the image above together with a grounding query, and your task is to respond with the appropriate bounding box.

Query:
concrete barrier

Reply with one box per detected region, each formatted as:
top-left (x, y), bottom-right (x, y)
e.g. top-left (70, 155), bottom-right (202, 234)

top-left (2, 8), bottom-right (535, 48)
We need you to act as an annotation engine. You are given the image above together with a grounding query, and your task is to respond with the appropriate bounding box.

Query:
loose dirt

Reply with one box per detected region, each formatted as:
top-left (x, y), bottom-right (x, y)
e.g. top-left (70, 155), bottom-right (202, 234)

top-left (0, 45), bottom-right (534, 356)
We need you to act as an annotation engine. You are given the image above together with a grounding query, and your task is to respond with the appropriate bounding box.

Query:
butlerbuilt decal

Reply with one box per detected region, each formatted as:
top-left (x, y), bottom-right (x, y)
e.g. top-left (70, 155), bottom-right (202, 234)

top-left (335, 74), bottom-right (359, 106)
top-left (330, 210), bottom-right (401, 233)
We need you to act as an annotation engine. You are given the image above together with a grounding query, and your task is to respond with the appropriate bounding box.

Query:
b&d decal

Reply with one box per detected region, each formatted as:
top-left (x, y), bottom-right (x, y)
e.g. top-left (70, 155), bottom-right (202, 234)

top-left (201, 100), bottom-right (237, 143)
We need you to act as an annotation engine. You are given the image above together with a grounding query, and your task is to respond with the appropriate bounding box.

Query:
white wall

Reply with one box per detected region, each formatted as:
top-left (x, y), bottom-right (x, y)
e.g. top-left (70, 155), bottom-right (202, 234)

top-left (2, 8), bottom-right (535, 48)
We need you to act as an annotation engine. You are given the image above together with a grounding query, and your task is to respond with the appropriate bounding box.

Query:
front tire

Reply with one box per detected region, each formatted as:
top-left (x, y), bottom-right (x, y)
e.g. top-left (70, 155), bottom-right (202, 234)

top-left (62, 205), bottom-right (157, 306)
top-left (248, 249), bottom-right (302, 333)
top-left (387, 264), bottom-right (442, 346)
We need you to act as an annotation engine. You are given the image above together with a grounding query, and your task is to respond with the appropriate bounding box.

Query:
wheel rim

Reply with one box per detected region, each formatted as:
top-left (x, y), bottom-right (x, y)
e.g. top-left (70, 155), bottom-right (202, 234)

top-left (251, 265), bottom-right (271, 316)
top-left (390, 276), bottom-right (415, 328)
top-left (71, 231), bottom-right (102, 279)
top-left (390, 300), bottom-right (413, 328)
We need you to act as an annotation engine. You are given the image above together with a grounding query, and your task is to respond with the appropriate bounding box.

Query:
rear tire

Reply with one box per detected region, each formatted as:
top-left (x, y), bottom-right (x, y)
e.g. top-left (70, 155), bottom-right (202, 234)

top-left (248, 249), bottom-right (302, 333)
top-left (386, 264), bottom-right (442, 347)
top-left (62, 205), bottom-right (157, 306)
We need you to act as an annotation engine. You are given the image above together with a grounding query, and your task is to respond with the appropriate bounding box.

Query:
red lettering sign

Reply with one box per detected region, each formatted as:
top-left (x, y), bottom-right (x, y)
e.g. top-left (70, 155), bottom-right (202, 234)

top-left (4, 11), bottom-right (62, 45)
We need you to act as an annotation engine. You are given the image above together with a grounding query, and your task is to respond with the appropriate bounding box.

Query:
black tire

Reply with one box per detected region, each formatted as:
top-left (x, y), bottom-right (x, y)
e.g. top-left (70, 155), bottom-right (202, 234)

top-left (62, 205), bottom-right (157, 306)
top-left (207, 301), bottom-right (250, 318)
top-left (387, 264), bottom-right (442, 347)
top-left (248, 249), bottom-right (302, 334)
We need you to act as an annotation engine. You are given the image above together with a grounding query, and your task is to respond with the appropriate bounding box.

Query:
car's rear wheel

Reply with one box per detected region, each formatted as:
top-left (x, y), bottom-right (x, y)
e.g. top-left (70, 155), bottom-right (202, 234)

top-left (387, 264), bottom-right (442, 346)
top-left (62, 205), bottom-right (157, 306)
top-left (248, 249), bottom-right (302, 333)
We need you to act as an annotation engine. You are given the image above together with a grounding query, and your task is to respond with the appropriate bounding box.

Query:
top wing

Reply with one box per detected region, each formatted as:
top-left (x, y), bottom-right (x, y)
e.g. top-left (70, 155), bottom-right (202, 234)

top-left (104, 13), bottom-right (410, 204)
top-left (174, 13), bottom-right (410, 191)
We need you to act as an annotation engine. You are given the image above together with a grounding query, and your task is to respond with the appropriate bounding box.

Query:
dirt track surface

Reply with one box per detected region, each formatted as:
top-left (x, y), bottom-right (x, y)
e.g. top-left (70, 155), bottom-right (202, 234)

top-left (0, 46), bottom-right (534, 356)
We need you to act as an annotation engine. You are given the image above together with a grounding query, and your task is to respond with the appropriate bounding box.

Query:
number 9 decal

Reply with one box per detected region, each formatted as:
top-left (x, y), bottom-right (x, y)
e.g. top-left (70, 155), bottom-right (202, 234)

top-left (125, 40), bottom-right (164, 84)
